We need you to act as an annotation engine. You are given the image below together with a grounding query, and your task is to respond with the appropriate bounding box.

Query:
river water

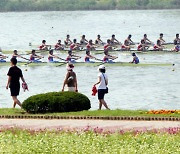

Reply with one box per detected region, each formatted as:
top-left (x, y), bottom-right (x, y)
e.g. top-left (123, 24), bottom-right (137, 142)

top-left (0, 10), bottom-right (180, 109)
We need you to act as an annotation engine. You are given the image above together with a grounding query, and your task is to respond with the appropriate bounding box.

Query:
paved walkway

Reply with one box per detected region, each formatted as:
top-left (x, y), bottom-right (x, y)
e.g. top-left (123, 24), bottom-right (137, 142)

top-left (0, 119), bottom-right (180, 131)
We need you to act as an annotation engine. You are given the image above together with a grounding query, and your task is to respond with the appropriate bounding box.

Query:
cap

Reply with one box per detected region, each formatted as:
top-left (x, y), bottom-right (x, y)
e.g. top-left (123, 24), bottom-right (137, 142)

top-left (98, 65), bottom-right (105, 70)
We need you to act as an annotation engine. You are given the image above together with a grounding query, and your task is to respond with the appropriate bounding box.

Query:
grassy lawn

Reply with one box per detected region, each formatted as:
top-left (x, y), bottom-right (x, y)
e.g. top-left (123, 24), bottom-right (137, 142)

top-left (0, 129), bottom-right (179, 154)
top-left (0, 108), bottom-right (179, 117)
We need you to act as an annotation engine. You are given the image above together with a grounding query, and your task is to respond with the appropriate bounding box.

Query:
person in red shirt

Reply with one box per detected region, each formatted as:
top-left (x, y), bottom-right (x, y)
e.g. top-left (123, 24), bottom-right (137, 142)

top-left (70, 39), bottom-right (81, 50)
top-left (137, 39), bottom-right (147, 51)
top-left (39, 40), bottom-right (50, 50)
top-left (154, 40), bottom-right (164, 51)
top-left (121, 35), bottom-right (134, 51)
top-left (55, 40), bottom-right (64, 50)
top-left (104, 39), bottom-right (113, 51)
top-left (86, 40), bottom-right (97, 51)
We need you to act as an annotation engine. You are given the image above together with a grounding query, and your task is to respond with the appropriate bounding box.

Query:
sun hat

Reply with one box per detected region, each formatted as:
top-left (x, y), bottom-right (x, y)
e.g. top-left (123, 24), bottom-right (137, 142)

top-left (98, 65), bottom-right (105, 70)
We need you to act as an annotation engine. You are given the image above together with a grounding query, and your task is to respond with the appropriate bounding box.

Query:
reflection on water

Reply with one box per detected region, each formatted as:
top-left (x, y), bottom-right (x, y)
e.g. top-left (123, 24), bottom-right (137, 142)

top-left (0, 10), bottom-right (179, 109)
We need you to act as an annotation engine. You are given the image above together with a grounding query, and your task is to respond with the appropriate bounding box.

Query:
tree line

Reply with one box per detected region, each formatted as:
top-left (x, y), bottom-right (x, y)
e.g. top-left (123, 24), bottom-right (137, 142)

top-left (0, 0), bottom-right (179, 12)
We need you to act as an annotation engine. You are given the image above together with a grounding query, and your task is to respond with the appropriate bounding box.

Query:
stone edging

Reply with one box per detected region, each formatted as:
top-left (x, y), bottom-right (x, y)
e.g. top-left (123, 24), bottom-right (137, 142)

top-left (0, 115), bottom-right (179, 121)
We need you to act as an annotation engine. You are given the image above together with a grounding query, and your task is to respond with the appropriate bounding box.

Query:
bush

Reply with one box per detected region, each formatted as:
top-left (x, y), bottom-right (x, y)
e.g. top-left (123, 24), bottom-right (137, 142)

top-left (22, 92), bottom-right (91, 113)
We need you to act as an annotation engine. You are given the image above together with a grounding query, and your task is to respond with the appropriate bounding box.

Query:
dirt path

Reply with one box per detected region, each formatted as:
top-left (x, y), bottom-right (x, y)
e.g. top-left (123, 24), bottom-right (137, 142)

top-left (0, 119), bottom-right (180, 131)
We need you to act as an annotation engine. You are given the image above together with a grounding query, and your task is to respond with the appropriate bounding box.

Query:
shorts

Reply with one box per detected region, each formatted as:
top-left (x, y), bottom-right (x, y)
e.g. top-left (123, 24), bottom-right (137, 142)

top-left (10, 85), bottom-right (20, 96)
top-left (98, 89), bottom-right (106, 100)
top-left (68, 87), bottom-right (76, 92)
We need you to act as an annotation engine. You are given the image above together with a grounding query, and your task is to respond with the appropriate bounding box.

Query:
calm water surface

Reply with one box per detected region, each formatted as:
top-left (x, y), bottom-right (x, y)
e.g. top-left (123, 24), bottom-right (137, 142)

top-left (0, 10), bottom-right (180, 109)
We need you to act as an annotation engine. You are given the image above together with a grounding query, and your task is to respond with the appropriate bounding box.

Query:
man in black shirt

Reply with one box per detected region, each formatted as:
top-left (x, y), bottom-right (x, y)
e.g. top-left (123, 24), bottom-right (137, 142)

top-left (6, 58), bottom-right (26, 108)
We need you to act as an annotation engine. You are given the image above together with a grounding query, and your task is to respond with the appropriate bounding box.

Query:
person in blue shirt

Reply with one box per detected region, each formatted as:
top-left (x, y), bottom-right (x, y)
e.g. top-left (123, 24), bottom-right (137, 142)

top-left (130, 53), bottom-right (139, 64)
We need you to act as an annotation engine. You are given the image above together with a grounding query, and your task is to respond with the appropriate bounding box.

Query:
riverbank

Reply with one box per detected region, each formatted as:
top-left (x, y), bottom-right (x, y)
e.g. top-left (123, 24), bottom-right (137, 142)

top-left (0, 0), bottom-right (180, 12)
top-left (0, 109), bottom-right (179, 118)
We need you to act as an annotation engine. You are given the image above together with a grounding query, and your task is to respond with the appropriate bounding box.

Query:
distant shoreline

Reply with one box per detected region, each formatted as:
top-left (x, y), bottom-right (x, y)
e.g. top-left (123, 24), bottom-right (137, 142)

top-left (0, 0), bottom-right (180, 12)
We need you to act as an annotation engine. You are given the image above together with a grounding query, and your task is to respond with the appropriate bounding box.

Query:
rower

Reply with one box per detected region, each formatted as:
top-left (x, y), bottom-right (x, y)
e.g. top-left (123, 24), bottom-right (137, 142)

top-left (70, 39), bottom-right (81, 50)
top-left (80, 35), bottom-right (88, 45)
top-left (137, 39), bottom-right (146, 51)
top-left (121, 35), bottom-right (134, 51)
top-left (30, 50), bottom-right (43, 62)
top-left (130, 53), bottom-right (139, 64)
top-left (85, 50), bottom-right (97, 63)
top-left (104, 39), bottom-right (113, 51)
top-left (64, 34), bottom-right (72, 46)
top-left (12, 50), bottom-right (29, 61)
top-left (66, 50), bottom-right (81, 63)
top-left (154, 40), bottom-right (164, 51)
top-left (103, 50), bottom-right (117, 63)
top-left (48, 49), bottom-right (65, 63)
top-left (95, 35), bottom-right (104, 45)
top-left (173, 40), bottom-right (180, 52)
top-left (0, 53), bottom-right (7, 62)
top-left (158, 33), bottom-right (166, 44)
top-left (39, 40), bottom-right (50, 50)
top-left (86, 40), bottom-right (97, 51)
top-left (55, 40), bottom-right (64, 50)
top-left (143, 34), bottom-right (153, 45)
top-left (174, 34), bottom-right (180, 44)
top-left (110, 34), bottom-right (120, 45)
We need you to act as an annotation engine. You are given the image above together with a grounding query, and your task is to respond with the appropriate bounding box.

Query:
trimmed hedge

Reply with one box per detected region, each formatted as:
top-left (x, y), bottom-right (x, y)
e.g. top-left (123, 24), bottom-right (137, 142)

top-left (22, 92), bottom-right (91, 113)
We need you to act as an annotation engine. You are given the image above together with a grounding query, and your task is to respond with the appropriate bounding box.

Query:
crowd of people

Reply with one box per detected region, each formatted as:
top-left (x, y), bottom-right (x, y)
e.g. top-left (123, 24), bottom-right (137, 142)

top-left (39, 33), bottom-right (180, 52)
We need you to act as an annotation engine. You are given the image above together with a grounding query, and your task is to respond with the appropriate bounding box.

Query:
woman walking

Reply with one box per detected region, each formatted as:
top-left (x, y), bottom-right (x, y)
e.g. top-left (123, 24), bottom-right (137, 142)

top-left (6, 58), bottom-right (27, 108)
top-left (94, 65), bottom-right (110, 110)
top-left (62, 63), bottom-right (78, 92)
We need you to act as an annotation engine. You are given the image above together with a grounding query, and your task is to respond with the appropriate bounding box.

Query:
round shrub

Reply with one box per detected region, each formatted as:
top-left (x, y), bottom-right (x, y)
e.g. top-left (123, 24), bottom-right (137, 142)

top-left (22, 92), bottom-right (91, 113)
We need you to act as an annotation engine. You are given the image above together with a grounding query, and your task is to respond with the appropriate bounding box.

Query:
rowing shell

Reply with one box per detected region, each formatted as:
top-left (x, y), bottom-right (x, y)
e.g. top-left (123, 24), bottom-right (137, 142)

top-left (0, 61), bottom-right (173, 67)
top-left (1, 49), bottom-right (179, 55)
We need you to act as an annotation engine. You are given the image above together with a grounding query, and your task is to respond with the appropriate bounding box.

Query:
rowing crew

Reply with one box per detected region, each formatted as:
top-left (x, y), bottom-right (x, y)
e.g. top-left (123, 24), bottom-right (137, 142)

top-left (0, 49), bottom-right (139, 64)
top-left (38, 33), bottom-right (180, 52)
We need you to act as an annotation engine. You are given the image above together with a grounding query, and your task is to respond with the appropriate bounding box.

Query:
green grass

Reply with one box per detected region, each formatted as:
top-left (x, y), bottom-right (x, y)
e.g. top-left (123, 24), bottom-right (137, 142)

top-left (0, 130), bottom-right (179, 153)
top-left (0, 108), bottom-right (179, 117)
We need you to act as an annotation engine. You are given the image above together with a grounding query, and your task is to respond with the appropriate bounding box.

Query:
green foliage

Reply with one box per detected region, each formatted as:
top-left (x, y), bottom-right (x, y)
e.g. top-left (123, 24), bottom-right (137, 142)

top-left (0, 0), bottom-right (179, 11)
top-left (22, 92), bottom-right (91, 113)
top-left (0, 130), bottom-right (180, 153)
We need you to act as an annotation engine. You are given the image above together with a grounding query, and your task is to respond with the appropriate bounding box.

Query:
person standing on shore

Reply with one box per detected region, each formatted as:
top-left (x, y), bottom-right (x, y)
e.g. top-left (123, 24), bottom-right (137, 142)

top-left (62, 63), bottom-right (78, 92)
top-left (94, 65), bottom-right (110, 110)
top-left (6, 58), bottom-right (27, 108)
